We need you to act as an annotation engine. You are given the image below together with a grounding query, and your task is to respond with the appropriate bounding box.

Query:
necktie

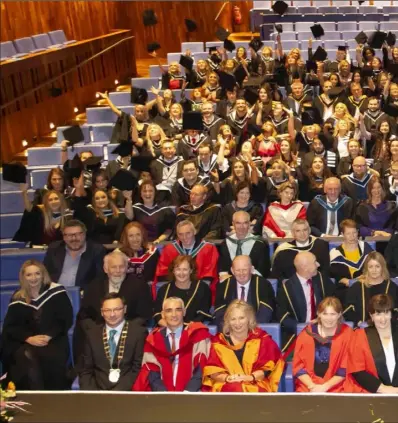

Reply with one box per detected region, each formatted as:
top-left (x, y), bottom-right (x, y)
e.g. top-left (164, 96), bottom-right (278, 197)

top-left (328, 202), bottom-right (337, 235)
top-left (236, 240), bottom-right (243, 256)
top-left (108, 329), bottom-right (117, 362)
top-left (170, 332), bottom-right (176, 354)
top-left (191, 138), bottom-right (197, 144)
top-left (240, 286), bottom-right (245, 301)
top-left (306, 279), bottom-right (316, 320)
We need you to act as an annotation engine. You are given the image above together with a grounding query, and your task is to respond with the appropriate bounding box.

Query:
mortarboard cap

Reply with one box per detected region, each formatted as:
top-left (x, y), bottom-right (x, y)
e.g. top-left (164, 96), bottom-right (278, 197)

top-left (386, 32), bottom-right (396, 47)
top-left (111, 141), bottom-right (133, 158)
top-left (275, 24), bottom-right (283, 34)
top-left (49, 87), bottom-right (62, 97)
top-left (210, 53), bottom-right (222, 64)
top-left (383, 103), bottom-right (398, 118)
top-left (84, 156), bottom-right (103, 170)
top-left (243, 88), bottom-right (259, 106)
top-left (130, 86), bottom-right (148, 105)
top-left (311, 24), bottom-right (325, 39)
top-left (215, 27), bottom-right (230, 42)
top-left (68, 154), bottom-right (84, 180)
top-left (179, 54), bottom-right (194, 71)
top-left (224, 39), bottom-right (236, 52)
top-left (209, 46), bottom-right (218, 54)
top-left (109, 169), bottom-right (138, 191)
top-left (218, 71), bottom-right (237, 91)
top-left (328, 86), bottom-right (344, 99)
top-left (272, 0), bottom-right (288, 16)
top-left (338, 45), bottom-right (347, 51)
top-left (129, 156), bottom-right (155, 173)
top-left (358, 1), bottom-right (365, 5)
top-left (312, 46), bottom-right (328, 62)
top-left (306, 61), bottom-right (317, 73)
top-left (355, 31), bottom-right (368, 45)
top-left (234, 65), bottom-right (248, 85)
top-left (301, 106), bottom-right (323, 125)
top-left (361, 66), bottom-right (374, 78)
top-left (147, 42), bottom-right (161, 53)
top-left (143, 9), bottom-right (157, 26)
top-left (247, 123), bottom-right (262, 137)
top-left (249, 37), bottom-right (264, 53)
top-left (62, 125), bottom-right (84, 147)
top-left (2, 162), bottom-right (27, 184)
top-left (185, 19), bottom-right (197, 33)
top-left (183, 111), bottom-right (204, 131)
top-left (243, 76), bottom-right (264, 88)
top-left (368, 31), bottom-right (387, 49)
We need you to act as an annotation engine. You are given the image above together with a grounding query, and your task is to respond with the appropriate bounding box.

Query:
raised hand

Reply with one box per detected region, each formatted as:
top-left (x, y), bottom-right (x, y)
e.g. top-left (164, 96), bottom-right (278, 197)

top-left (97, 91), bottom-right (108, 100)
top-left (150, 86), bottom-right (160, 96)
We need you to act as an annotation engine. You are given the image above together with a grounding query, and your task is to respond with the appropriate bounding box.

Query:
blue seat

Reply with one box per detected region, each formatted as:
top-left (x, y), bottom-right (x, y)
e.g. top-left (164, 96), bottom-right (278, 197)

top-left (47, 30), bottom-right (76, 45)
top-left (317, 6), bottom-right (338, 14)
top-left (301, 40), bottom-right (323, 50)
top-left (181, 42), bottom-right (204, 53)
top-left (192, 52), bottom-right (209, 62)
top-left (0, 190), bottom-right (33, 214)
top-left (360, 21), bottom-right (380, 31)
top-left (30, 168), bottom-right (55, 190)
top-left (297, 31), bottom-right (312, 41)
top-left (0, 250), bottom-right (46, 280)
top-left (0, 281), bottom-right (20, 291)
top-left (106, 144), bottom-right (120, 162)
top-left (149, 65), bottom-right (167, 77)
top-left (324, 32), bottom-right (342, 41)
top-left (0, 240), bottom-right (26, 249)
top-left (359, 6), bottom-right (378, 14)
top-left (32, 33), bottom-right (63, 50)
top-left (108, 92), bottom-right (131, 107)
top-left (56, 125), bottom-right (91, 144)
top-left (383, 6), bottom-right (398, 14)
top-left (0, 213), bottom-right (23, 240)
top-left (91, 124), bottom-right (114, 143)
top-left (13, 37), bottom-right (46, 54)
top-left (131, 77), bottom-right (159, 90)
top-left (297, 6), bottom-right (317, 15)
top-left (207, 325), bottom-right (217, 335)
top-left (27, 147), bottom-right (62, 167)
top-left (86, 107), bottom-right (117, 125)
top-left (0, 291), bottom-right (14, 323)
top-left (0, 41), bottom-right (26, 60)
top-left (271, 32), bottom-right (296, 41)
top-left (268, 279), bottom-right (278, 296)
top-left (338, 6), bottom-right (358, 14)
top-left (258, 323), bottom-right (281, 349)
top-left (1, 171), bottom-right (26, 192)
top-left (280, 40), bottom-right (301, 50)
top-left (205, 41), bottom-right (223, 49)
top-left (66, 286), bottom-right (81, 323)
top-left (380, 21), bottom-right (398, 31)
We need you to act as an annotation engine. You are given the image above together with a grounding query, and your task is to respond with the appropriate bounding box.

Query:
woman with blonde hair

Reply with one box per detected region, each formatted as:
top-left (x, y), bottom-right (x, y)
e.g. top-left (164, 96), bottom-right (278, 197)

top-left (324, 102), bottom-right (356, 134)
top-left (331, 118), bottom-right (361, 158)
top-left (343, 252), bottom-right (398, 326)
top-left (14, 186), bottom-right (73, 246)
top-left (144, 123), bottom-right (168, 156)
top-left (203, 71), bottom-right (221, 102)
top-left (293, 297), bottom-right (353, 392)
top-left (0, 259), bottom-right (73, 390)
top-left (202, 300), bottom-right (284, 392)
top-left (251, 120), bottom-right (280, 166)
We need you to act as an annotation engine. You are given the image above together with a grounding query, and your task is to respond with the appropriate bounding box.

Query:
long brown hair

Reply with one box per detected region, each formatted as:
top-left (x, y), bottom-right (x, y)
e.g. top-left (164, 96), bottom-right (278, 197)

top-left (46, 168), bottom-right (66, 191)
top-left (358, 251), bottom-right (390, 287)
top-left (366, 176), bottom-right (386, 204)
top-left (119, 221), bottom-right (149, 256)
top-left (308, 157), bottom-right (332, 190)
top-left (40, 190), bottom-right (69, 234)
top-left (91, 189), bottom-right (119, 219)
top-left (14, 260), bottom-right (51, 303)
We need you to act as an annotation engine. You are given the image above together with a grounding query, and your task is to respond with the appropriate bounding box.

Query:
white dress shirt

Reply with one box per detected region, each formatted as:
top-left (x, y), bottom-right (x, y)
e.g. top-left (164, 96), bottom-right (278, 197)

top-left (296, 273), bottom-right (312, 323)
top-left (382, 338), bottom-right (396, 383)
top-left (236, 279), bottom-right (251, 302)
top-left (166, 325), bottom-right (183, 386)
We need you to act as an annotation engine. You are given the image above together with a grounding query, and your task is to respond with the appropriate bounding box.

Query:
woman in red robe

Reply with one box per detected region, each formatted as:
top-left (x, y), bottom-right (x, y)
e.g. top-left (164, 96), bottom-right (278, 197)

top-left (202, 300), bottom-right (284, 392)
top-left (293, 297), bottom-right (353, 393)
top-left (345, 294), bottom-right (398, 394)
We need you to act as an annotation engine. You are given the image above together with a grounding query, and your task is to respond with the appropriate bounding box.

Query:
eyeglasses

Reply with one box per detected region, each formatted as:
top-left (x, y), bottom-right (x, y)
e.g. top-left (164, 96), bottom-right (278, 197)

top-left (63, 232), bottom-right (84, 239)
top-left (102, 307), bottom-right (124, 314)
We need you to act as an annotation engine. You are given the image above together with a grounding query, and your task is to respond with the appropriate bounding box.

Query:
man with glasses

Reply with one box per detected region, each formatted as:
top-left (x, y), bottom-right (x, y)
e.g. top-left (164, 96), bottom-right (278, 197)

top-left (341, 156), bottom-right (374, 204)
top-left (133, 297), bottom-right (211, 392)
top-left (78, 292), bottom-right (147, 390)
top-left (43, 219), bottom-right (106, 291)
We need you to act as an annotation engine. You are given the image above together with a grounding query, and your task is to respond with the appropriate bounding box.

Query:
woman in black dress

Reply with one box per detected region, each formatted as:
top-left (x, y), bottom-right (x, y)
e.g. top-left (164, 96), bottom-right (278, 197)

top-left (154, 255), bottom-right (212, 325)
top-left (0, 260), bottom-right (73, 390)
top-left (297, 156), bottom-right (332, 202)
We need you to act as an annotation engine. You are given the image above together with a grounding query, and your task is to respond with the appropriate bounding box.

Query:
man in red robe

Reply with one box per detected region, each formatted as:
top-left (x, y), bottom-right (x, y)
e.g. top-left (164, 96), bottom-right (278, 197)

top-left (152, 220), bottom-right (219, 300)
top-left (133, 297), bottom-right (211, 391)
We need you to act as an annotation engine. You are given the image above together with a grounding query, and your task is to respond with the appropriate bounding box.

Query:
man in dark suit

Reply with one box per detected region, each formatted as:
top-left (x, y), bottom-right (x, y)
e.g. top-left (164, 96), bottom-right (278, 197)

top-left (307, 177), bottom-right (355, 237)
top-left (78, 293), bottom-right (147, 390)
top-left (43, 219), bottom-right (106, 291)
top-left (214, 255), bottom-right (275, 329)
top-left (276, 252), bottom-right (335, 352)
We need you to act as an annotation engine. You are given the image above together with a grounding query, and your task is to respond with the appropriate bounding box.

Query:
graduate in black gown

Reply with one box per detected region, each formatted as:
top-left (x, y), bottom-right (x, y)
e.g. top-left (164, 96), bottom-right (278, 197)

top-left (0, 260), bottom-right (73, 390)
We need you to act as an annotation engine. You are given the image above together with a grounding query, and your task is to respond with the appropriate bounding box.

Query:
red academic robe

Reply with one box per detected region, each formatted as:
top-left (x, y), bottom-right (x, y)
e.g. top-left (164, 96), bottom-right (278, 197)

top-left (293, 323), bottom-right (353, 393)
top-left (202, 328), bottom-right (285, 392)
top-left (132, 322), bottom-right (210, 392)
top-left (152, 240), bottom-right (219, 302)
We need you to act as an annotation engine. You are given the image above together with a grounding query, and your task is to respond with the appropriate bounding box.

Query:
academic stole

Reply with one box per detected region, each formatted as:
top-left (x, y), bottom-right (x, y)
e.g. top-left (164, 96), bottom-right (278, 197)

top-left (103, 321), bottom-right (129, 372)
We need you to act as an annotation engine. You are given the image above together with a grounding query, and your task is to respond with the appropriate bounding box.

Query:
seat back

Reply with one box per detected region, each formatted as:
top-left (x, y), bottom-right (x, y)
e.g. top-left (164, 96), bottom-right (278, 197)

top-left (32, 33), bottom-right (52, 49)
top-left (48, 30), bottom-right (67, 44)
top-left (13, 37), bottom-right (35, 54)
top-left (258, 323), bottom-right (281, 348)
top-left (91, 124), bottom-right (114, 143)
top-left (181, 42), bottom-right (204, 53)
top-left (0, 291), bottom-right (14, 323)
top-left (0, 41), bottom-right (17, 59)
top-left (0, 213), bottom-right (23, 239)
top-left (66, 286), bottom-right (81, 323)
top-left (27, 147), bottom-right (62, 166)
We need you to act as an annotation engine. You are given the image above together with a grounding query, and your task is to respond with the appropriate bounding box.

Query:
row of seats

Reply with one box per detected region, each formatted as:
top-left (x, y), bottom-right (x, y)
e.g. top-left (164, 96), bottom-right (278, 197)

top-left (0, 30), bottom-right (76, 61)
top-left (263, 20), bottom-right (398, 32)
top-left (252, 4), bottom-right (398, 15)
top-left (254, 0), bottom-right (394, 6)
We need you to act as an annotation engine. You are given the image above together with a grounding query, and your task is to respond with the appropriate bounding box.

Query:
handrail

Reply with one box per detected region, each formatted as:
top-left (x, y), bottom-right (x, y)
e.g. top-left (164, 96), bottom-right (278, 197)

top-left (0, 35), bottom-right (135, 111)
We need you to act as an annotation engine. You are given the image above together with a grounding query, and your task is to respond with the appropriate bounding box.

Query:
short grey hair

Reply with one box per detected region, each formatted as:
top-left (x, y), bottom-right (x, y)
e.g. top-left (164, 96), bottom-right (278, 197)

top-left (104, 250), bottom-right (129, 268)
top-left (162, 296), bottom-right (185, 311)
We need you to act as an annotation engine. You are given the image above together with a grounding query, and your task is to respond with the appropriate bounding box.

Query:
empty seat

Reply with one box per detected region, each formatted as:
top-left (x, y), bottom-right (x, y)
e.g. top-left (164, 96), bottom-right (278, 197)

top-left (360, 21), bottom-right (379, 31)
top-left (338, 21), bottom-right (357, 31)
top-left (338, 6), bottom-right (357, 14)
top-left (91, 124), bottom-right (114, 143)
top-left (149, 64), bottom-right (167, 77)
top-left (346, 39), bottom-right (357, 49)
top-left (56, 125), bottom-right (91, 143)
top-left (297, 31), bottom-right (313, 41)
top-left (258, 323), bottom-right (281, 348)
top-left (323, 32), bottom-right (342, 40)
top-left (380, 21), bottom-right (398, 31)
top-left (108, 91), bottom-right (131, 107)
top-left (47, 30), bottom-right (76, 45)
top-left (30, 169), bottom-right (52, 190)
top-left (0, 41), bottom-right (26, 60)
top-left (383, 6), bottom-right (398, 14)
top-left (27, 147), bottom-right (62, 167)
top-left (0, 191), bottom-right (33, 214)
top-left (274, 22), bottom-right (294, 32)
top-left (13, 37), bottom-right (46, 54)
top-left (0, 241), bottom-right (26, 250)
top-left (268, 279), bottom-right (278, 296)
top-left (319, 22), bottom-right (336, 31)
top-left (1, 171), bottom-right (25, 192)
top-left (324, 40), bottom-right (341, 49)
top-left (253, 1), bottom-right (270, 7)
top-left (300, 49), bottom-right (309, 60)
top-left (0, 213), bottom-right (23, 240)
top-left (313, 0), bottom-right (331, 6)
top-left (318, 6), bottom-right (338, 14)
top-left (131, 77), bottom-right (159, 90)
top-left (281, 40), bottom-right (301, 50)
top-left (86, 107), bottom-right (117, 124)
top-left (204, 41), bottom-right (223, 49)
top-left (297, 6), bottom-right (317, 14)
top-left (67, 144), bottom-right (105, 160)
top-left (301, 40), bottom-right (323, 50)
top-left (181, 42), bottom-right (204, 53)
top-left (32, 33), bottom-right (63, 50)
top-left (344, 31), bottom-right (359, 41)
top-left (66, 286), bottom-right (81, 323)
top-left (272, 32), bottom-right (296, 41)
top-left (359, 6), bottom-right (378, 14)
top-left (192, 51), bottom-right (208, 61)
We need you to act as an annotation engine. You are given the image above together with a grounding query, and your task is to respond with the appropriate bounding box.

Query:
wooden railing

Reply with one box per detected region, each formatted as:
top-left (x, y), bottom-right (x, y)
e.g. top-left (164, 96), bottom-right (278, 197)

top-left (0, 29), bottom-right (136, 162)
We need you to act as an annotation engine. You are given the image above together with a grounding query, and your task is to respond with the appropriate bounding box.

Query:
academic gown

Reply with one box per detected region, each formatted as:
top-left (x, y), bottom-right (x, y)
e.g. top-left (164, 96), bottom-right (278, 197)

top-left (345, 324), bottom-right (398, 393)
top-left (0, 283), bottom-right (73, 390)
top-left (276, 272), bottom-right (335, 352)
top-left (122, 247), bottom-right (160, 283)
top-left (341, 173), bottom-right (375, 205)
top-left (385, 233), bottom-right (398, 278)
top-left (171, 176), bottom-right (215, 207)
top-left (154, 280), bottom-right (212, 324)
top-left (221, 201), bottom-right (264, 236)
top-left (271, 236), bottom-right (331, 281)
top-left (214, 276), bottom-right (276, 329)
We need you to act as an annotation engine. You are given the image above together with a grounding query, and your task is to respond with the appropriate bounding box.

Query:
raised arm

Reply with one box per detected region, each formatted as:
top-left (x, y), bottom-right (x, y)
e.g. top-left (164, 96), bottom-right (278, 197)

top-left (149, 51), bottom-right (167, 74)
top-left (19, 183), bottom-right (33, 212)
top-left (285, 107), bottom-right (296, 140)
top-left (97, 91), bottom-right (121, 116)
top-left (150, 86), bottom-right (166, 116)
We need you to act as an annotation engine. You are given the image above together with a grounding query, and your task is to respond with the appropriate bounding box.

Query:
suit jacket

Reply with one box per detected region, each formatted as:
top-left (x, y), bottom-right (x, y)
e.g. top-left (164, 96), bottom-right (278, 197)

top-left (78, 319), bottom-right (147, 390)
top-left (276, 272), bottom-right (335, 351)
top-left (43, 240), bottom-right (106, 290)
top-left (214, 276), bottom-right (275, 329)
top-left (307, 195), bottom-right (355, 237)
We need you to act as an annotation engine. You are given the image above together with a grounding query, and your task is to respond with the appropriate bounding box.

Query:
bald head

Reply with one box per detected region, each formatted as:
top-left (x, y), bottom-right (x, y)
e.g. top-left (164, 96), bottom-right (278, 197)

top-left (294, 252), bottom-right (319, 279)
top-left (352, 156), bottom-right (367, 179)
top-left (231, 255), bottom-right (254, 285)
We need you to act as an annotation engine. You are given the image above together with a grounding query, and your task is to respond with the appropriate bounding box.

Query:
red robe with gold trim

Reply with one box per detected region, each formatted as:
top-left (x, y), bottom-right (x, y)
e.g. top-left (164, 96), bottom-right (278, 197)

top-left (132, 322), bottom-right (210, 392)
top-left (293, 323), bottom-right (353, 393)
top-left (202, 328), bottom-right (284, 392)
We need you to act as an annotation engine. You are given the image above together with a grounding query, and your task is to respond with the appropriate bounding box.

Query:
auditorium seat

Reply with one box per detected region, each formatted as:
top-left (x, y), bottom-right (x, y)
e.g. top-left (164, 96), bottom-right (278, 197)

top-left (300, 40), bottom-right (323, 50)
top-left (380, 21), bottom-right (398, 31)
top-left (324, 40), bottom-right (340, 49)
top-left (108, 92), bottom-right (132, 107)
top-left (297, 6), bottom-right (317, 15)
top-left (204, 41), bottom-right (223, 49)
top-left (344, 31), bottom-right (360, 41)
top-left (0, 214), bottom-right (23, 240)
top-left (360, 21), bottom-right (379, 31)
top-left (281, 40), bottom-right (301, 50)
top-left (318, 6), bottom-right (338, 15)
top-left (30, 168), bottom-right (53, 190)
top-left (32, 33), bottom-right (63, 50)
top-left (359, 6), bottom-right (378, 14)
top-left (268, 279), bottom-right (278, 296)
top-left (275, 22), bottom-right (294, 32)
top-left (131, 77), bottom-right (159, 90)
top-left (67, 144), bottom-right (105, 160)
top-left (383, 6), bottom-right (398, 14)
top-left (1, 171), bottom-right (23, 192)
top-left (181, 42), bottom-right (204, 53)
top-left (66, 286), bottom-right (81, 324)
top-left (47, 30), bottom-right (76, 45)
top-left (56, 125), bottom-right (91, 143)
top-left (0, 281), bottom-right (20, 291)
top-left (91, 124), bottom-right (114, 143)
top-left (318, 22), bottom-right (336, 31)
top-left (0, 249), bottom-right (45, 280)
top-left (338, 21), bottom-right (357, 31)
top-left (258, 323), bottom-right (281, 349)
top-left (0, 240), bottom-right (26, 250)
top-left (28, 147), bottom-right (62, 167)
top-left (13, 37), bottom-right (46, 54)
top-left (0, 190), bottom-right (33, 214)
top-left (339, 6), bottom-right (357, 14)
top-left (0, 291), bottom-right (13, 323)
top-left (149, 65), bottom-right (167, 77)
top-left (271, 32), bottom-right (296, 41)
top-left (86, 106), bottom-right (134, 125)
top-left (324, 32), bottom-right (342, 41)
top-left (0, 41), bottom-right (27, 60)
top-left (192, 51), bottom-right (209, 61)
top-left (297, 31), bottom-right (313, 41)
